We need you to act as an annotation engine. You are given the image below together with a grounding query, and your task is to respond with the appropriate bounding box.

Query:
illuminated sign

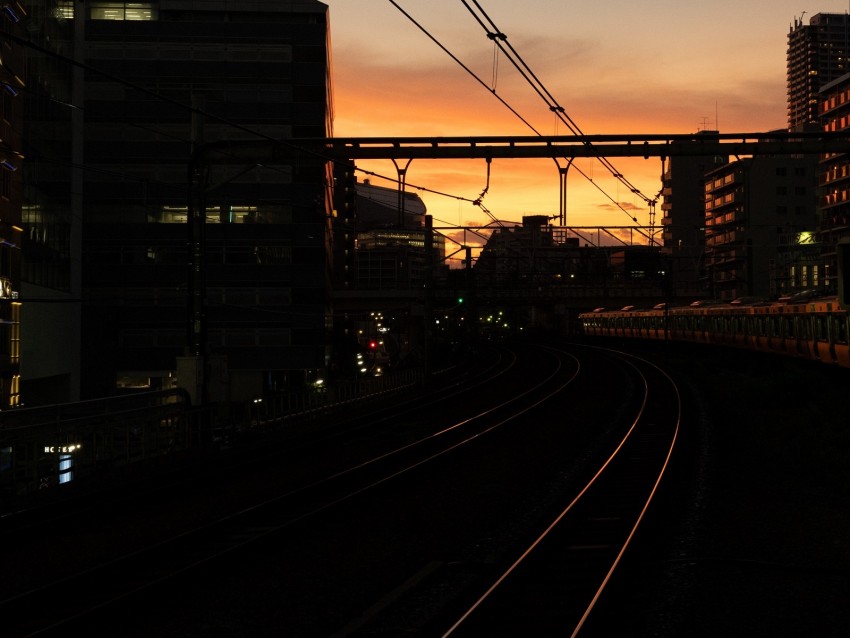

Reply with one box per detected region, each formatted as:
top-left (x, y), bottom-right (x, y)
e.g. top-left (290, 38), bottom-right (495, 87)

top-left (795, 231), bottom-right (816, 245)
top-left (43, 444), bottom-right (82, 454)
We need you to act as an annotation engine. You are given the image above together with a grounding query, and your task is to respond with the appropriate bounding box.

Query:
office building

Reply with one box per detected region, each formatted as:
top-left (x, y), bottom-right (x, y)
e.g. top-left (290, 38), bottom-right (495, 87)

top-left (0, 2), bottom-right (25, 409)
top-left (20, 0), bottom-right (334, 404)
top-left (351, 178), bottom-right (445, 290)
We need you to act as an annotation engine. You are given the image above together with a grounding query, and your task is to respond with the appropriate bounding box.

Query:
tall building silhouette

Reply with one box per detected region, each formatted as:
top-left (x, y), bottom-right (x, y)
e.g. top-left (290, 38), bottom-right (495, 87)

top-left (659, 134), bottom-right (727, 297)
top-left (19, 0), bottom-right (334, 405)
top-left (815, 70), bottom-right (850, 291)
top-left (704, 152), bottom-right (818, 300)
top-left (0, 3), bottom-right (24, 409)
top-left (787, 13), bottom-right (850, 129)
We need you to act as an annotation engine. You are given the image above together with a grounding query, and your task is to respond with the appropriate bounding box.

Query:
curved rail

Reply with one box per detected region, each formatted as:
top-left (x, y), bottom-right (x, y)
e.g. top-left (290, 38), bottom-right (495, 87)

top-left (1, 344), bottom-right (581, 636)
top-left (439, 345), bottom-right (681, 637)
top-left (1, 346), bottom-right (509, 529)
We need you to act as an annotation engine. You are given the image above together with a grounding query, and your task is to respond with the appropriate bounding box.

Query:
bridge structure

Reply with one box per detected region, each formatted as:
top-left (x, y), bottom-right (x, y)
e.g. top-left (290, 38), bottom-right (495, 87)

top-left (10, 132), bottom-right (841, 485)
top-left (317, 130), bottom-right (847, 302)
top-left (188, 131), bottom-right (850, 353)
top-left (201, 129), bottom-right (850, 227)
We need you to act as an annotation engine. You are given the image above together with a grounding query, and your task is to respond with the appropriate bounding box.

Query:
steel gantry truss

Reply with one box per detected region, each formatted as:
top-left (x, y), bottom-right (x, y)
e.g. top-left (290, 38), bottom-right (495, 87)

top-left (320, 131), bottom-right (850, 160)
top-left (320, 130), bottom-right (850, 226)
top-left (185, 130), bottom-right (850, 365)
top-left (197, 130), bottom-right (850, 228)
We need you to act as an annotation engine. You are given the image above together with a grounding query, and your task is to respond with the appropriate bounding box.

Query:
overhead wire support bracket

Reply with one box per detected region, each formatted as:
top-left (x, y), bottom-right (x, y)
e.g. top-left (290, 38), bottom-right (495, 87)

top-left (473, 155), bottom-right (492, 206)
top-left (391, 157), bottom-right (413, 229)
top-left (555, 158), bottom-right (574, 226)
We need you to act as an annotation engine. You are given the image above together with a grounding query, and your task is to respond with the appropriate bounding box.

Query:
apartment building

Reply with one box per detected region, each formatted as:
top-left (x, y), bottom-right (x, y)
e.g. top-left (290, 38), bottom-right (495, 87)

top-left (704, 153), bottom-right (819, 300)
top-left (659, 136), bottom-right (727, 297)
top-left (817, 72), bottom-right (850, 289)
top-left (788, 12), bottom-right (850, 129)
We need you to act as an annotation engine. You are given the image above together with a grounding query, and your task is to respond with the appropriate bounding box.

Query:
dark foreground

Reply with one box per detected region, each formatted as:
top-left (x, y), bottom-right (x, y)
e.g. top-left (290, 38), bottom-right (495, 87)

top-left (596, 340), bottom-right (850, 638)
top-left (5, 340), bottom-right (849, 637)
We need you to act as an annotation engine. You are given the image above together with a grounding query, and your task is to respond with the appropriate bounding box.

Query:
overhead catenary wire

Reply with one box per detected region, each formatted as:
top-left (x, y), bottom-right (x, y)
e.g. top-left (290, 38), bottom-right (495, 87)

top-left (386, 0), bottom-right (541, 137)
top-left (11, 10), bottom-right (645, 251)
top-left (7, 27), bottom-right (494, 227)
top-left (460, 0), bottom-right (657, 240)
top-left (460, 0), bottom-right (654, 209)
top-left (14, 98), bottom-right (311, 225)
top-left (461, 0), bottom-right (651, 202)
top-left (17, 6), bottom-right (643, 242)
top-left (387, 0), bottom-right (647, 230)
top-left (383, 0), bottom-right (544, 229)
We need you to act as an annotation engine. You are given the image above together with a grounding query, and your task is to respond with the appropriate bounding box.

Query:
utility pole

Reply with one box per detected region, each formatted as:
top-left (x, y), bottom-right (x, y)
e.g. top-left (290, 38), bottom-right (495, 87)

top-left (178, 95), bottom-right (209, 406)
top-left (424, 215), bottom-right (434, 383)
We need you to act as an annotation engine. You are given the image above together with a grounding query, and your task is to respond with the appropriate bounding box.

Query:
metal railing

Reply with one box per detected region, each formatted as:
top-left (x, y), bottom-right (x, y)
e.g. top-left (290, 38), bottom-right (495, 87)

top-left (245, 367), bottom-right (424, 431)
top-left (0, 390), bottom-right (209, 507)
top-left (0, 368), bottom-right (424, 510)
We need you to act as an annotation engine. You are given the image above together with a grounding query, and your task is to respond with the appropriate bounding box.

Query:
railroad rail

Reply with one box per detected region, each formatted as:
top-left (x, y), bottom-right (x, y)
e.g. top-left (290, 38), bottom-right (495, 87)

top-left (438, 346), bottom-right (681, 636)
top-left (0, 341), bottom-right (682, 636)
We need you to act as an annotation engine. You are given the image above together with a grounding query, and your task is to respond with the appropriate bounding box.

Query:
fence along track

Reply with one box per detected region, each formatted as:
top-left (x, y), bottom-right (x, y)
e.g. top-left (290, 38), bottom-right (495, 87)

top-left (0, 369), bottom-right (424, 510)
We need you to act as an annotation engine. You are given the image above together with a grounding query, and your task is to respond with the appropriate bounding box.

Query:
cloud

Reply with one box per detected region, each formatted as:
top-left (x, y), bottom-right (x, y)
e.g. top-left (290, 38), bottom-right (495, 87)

top-left (596, 201), bottom-right (643, 212)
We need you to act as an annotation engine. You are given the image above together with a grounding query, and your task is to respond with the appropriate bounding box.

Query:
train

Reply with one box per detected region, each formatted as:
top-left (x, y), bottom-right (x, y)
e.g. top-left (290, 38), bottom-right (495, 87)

top-left (578, 290), bottom-right (850, 368)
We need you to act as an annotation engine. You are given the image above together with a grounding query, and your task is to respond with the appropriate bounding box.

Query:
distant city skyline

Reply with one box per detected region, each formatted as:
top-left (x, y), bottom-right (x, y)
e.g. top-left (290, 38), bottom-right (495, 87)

top-left (324, 1), bottom-right (846, 231)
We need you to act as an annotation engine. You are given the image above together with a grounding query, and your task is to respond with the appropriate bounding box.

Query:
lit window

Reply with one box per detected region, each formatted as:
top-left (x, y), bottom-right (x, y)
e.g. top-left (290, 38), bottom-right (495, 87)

top-left (90, 2), bottom-right (157, 21)
top-left (55, 1), bottom-right (74, 19)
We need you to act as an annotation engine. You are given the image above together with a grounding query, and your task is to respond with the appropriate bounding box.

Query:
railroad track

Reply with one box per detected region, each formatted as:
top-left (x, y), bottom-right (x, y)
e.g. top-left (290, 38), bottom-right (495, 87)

top-left (2, 342), bottom-right (585, 637)
top-left (0, 344), bottom-right (509, 535)
top-left (434, 346), bottom-right (681, 637)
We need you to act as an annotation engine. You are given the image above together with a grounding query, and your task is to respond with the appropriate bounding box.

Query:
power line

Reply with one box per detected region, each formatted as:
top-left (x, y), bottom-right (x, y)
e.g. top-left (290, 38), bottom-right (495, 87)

top-left (8, 27), bottom-right (495, 227)
top-left (459, 1), bottom-right (655, 209)
top-left (9, 14), bottom-right (617, 246)
top-left (385, 0), bottom-right (650, 228)
top-left (386, 0), bottom-right (542, 136)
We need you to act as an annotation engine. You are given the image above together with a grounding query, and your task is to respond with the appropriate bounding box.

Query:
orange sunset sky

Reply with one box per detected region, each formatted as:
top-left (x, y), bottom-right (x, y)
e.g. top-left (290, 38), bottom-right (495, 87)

top-left (322, 1), bottom-right (843, 248)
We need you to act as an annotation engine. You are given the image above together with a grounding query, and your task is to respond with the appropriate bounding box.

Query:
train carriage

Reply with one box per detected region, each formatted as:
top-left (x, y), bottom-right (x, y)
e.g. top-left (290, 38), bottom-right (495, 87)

top-left (579, 294), bottom-right (850, 370)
